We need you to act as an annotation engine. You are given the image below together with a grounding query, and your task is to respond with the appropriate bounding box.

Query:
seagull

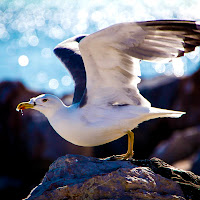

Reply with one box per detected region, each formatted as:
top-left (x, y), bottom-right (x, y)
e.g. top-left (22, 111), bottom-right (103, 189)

top-left (17, 20), bottom-right (200, 160)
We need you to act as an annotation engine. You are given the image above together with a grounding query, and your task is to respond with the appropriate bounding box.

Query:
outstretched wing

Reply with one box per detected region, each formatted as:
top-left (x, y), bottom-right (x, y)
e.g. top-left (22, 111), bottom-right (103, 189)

top-left (79, 20), bottom-right (200, 107)
top-left (54, 35), bottom-right (87, 105)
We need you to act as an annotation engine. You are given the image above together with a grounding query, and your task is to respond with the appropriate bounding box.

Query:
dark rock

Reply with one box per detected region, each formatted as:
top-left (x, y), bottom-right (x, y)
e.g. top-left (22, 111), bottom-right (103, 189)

top-left (191, 151), bottom-right (200, 176)
top-left (131, 157), bottom-right (200, 200)
top-left (150, 126), bottom-right (200, 164)
top-left (25, 155), bottom-right (188, 200)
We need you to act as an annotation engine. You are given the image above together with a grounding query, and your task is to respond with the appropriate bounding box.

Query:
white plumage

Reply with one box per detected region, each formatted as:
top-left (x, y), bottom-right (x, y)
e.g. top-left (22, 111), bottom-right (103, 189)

top-left (17, 20), bottom-right (200, 159)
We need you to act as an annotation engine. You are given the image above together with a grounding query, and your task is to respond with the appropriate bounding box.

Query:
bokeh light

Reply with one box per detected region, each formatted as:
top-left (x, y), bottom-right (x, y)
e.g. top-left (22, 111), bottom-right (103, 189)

top-left (49, 78), bottom-right (59, 89)
top-left (61, 75), bottom-right (72, 86)
top-left (172, 58), bottom-right (185, 77)
top-left (37, 72), bottom-right (48, 83)
top-left (154, 63), bottom-right (166, 74)
top-left (28, 35), bottom-right (39, 46)
top-left (41, 48), bottom-right (51, 58)
top-left (0, 0), bottom-right (200, 95)
top-left (18, 55), bottom-right (29, 67)
top-left (186, 47), bottom-right (200, 63)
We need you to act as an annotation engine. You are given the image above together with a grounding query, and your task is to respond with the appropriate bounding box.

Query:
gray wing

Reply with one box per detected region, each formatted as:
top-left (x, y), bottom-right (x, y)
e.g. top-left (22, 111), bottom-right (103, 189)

top-left (79, 20), bottom-right (200, 107)
top-left (132, 20), bottom-right (200, 60)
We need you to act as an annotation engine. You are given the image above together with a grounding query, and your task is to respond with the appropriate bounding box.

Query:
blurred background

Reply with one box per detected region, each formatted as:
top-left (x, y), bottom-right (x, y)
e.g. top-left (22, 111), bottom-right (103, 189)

top-left (0, 0), bottom-right (200, 199)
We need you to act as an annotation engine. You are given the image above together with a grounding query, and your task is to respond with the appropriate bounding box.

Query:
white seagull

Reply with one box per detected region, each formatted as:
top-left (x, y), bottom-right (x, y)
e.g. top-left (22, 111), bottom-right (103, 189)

top-left (17, 20), bottom-right (200, 159)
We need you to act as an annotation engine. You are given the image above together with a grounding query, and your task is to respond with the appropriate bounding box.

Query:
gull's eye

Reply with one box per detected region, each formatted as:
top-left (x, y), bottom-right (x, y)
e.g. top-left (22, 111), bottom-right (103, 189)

top-left (42, 99), bottom-right (48, 103)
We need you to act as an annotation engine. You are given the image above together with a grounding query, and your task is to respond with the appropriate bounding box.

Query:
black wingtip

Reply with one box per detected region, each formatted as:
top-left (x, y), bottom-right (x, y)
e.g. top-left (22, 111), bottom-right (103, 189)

top-left (75, 35), bottom-right (87, 43)
top-left (53, 47), bottom-right (62, 57)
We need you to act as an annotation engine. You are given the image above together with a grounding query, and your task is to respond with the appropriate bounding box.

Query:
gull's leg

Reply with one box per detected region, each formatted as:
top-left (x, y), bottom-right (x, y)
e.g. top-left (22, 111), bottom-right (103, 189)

top-left (103, 130), bottom-right (134, 160)
top-left (125, 130), bottom-right (134, 159)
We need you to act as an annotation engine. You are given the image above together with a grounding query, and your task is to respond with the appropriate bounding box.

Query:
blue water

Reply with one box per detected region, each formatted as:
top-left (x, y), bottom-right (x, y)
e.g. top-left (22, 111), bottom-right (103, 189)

top-left (0, 0), bottom-right (200, 96)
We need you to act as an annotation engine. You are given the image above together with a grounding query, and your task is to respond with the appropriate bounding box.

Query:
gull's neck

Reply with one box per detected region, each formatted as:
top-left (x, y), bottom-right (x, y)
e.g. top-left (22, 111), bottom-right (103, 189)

top-left (41, 102), bottom-right (65, 119)
top-left (44, 102), bottom-right (80, 119)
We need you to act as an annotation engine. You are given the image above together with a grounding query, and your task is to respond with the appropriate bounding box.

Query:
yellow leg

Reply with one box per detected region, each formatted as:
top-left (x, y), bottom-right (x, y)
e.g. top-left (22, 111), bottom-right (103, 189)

top-left (123, 130), bottom-right (134, 159)
top-left (103, 130), bottom-right (134, 160)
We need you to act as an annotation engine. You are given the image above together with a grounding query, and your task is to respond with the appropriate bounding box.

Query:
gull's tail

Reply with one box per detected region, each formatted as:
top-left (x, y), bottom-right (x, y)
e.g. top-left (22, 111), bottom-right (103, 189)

top-left (148, 107), bottom-right (185, 119)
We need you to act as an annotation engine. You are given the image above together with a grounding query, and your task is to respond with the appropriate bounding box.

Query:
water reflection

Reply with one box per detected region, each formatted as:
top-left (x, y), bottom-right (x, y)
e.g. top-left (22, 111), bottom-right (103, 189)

top-left (0, 0), bottom-right (200, 95)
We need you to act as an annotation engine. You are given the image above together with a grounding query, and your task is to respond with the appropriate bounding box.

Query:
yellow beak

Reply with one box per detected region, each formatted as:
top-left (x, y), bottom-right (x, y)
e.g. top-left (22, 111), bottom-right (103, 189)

top-left (16, 102), bottom-right (34, 111)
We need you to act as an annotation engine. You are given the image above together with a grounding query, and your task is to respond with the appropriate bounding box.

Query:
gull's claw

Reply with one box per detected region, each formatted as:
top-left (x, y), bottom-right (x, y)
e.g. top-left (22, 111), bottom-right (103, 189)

top-left (102, 152), bottom-right (134, 161)
top-left (102, 130), bottom-right (134, 161)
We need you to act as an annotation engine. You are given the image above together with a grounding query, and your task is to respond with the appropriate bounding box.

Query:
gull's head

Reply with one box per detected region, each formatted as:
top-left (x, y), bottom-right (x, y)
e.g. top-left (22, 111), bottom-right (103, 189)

top-left (16, 94), bottom-right (65, 117)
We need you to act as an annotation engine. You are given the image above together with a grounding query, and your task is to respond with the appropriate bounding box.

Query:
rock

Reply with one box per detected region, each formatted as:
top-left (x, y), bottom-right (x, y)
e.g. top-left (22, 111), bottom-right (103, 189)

top-left (24, 155), bottom-right (200, 200)
top-left (150, 126), bottom-right (200, 164)
top-left (131, 157), bottom-right (200, 200)
top-left (191, 151), bottom-right (200, 176)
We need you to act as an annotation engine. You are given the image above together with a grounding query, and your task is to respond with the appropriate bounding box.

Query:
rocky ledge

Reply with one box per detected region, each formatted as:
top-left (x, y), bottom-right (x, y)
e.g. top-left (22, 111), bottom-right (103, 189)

top-left (25, 155), bottom-right (200, 200)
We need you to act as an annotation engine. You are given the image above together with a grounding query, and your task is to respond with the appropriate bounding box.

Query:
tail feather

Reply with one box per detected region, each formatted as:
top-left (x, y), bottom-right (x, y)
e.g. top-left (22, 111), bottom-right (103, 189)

top-left (148, 107), bottom-right (185, 119)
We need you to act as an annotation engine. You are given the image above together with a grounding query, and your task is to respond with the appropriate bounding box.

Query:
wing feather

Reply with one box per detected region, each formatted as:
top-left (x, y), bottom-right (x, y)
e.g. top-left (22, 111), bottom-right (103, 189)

top-left (54, 35), bottom-right (88, 105)
top-left (79, 20), bottom-right (200, 107)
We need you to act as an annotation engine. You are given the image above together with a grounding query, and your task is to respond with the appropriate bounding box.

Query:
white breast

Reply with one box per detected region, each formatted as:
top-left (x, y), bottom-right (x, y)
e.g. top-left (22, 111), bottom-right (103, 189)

top-left (47, 107), bottom-right (133, 147)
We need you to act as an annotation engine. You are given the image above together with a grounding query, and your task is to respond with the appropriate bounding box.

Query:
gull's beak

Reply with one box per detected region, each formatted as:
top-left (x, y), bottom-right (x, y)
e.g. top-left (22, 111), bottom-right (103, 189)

top-left (16, 101), bottom-right (34, 111)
